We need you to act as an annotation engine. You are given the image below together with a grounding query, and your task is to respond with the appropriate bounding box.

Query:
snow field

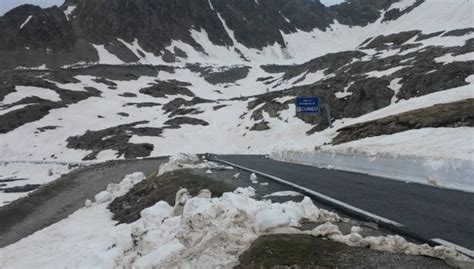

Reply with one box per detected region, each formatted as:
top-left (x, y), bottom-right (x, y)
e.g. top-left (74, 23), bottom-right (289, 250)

top-left (91, 1), bottom-right (473, 67)
top-left (0, 161), bottom-right (79, 206)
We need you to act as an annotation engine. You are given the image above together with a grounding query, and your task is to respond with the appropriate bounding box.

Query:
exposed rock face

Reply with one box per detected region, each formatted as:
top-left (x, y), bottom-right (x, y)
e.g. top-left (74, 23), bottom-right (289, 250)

top-left (250, 36), bottom-right (474, 130)
top-left (362, 31), bottom-right (421, 49)
top-left (186, 65), bottom-right (250, 85)
top-left (66, 121), bottom-right (158, 160)
top-left (333, 99), bottom-right (474, 144)
top-left (0, 72), bottom-right (101, 133)
top-left (139, 80), bottom-right (194, 98)
top-left (163, 117), bottom-right (209, 127)
top-left (0, 0), bottom-right (401, 69)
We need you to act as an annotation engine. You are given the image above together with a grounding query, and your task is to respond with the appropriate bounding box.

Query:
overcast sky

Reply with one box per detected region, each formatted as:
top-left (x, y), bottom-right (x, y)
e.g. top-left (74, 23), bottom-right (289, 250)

top-left (0, 0), bottom-right (346, 16)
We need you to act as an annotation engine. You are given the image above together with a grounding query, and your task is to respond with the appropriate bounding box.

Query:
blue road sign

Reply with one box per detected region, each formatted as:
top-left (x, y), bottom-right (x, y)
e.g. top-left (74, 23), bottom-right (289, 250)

top-left (295, 97), bottom-right (319, 113)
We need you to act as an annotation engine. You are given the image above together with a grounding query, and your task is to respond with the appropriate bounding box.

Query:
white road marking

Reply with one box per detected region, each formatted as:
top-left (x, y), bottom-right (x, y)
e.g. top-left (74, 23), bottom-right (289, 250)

top-left (432, 238), bottom-right (474, 258)
top-left (217, 158), bottom-right (403, 227)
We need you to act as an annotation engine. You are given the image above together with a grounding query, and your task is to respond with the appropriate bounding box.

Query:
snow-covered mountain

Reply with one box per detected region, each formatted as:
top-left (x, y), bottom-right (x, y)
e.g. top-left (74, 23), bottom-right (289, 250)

top-left (0, 0), bottom-right (473, 197)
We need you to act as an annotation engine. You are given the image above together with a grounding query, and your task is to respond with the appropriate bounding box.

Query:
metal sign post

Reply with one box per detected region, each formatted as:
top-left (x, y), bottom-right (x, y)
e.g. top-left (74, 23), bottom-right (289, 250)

top-left (321, 103), bottom-right (333, 128)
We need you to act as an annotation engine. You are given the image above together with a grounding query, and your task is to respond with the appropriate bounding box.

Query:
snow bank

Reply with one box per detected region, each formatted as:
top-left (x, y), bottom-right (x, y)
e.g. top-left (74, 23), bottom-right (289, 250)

top-left (311, 222), bottom-right (462, 259)
top-left (1, 168), bottom-right (469, 268)
top-left (95, 172), bottom-right (145, 203)
top-left (157, 153), bottom-right (232, 176)
top-left (271, 128), bottom-right (474, 192)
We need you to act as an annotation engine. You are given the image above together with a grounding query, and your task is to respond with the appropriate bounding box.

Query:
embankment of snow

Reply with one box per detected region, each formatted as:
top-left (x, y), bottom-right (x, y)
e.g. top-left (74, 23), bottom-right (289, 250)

top-left (271, 128), bottom-right (474, 193)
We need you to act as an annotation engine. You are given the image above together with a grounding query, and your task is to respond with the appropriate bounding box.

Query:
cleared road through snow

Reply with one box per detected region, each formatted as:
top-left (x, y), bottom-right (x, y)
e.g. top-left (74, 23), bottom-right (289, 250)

top-left (217, 155), bottom-right (474, 251)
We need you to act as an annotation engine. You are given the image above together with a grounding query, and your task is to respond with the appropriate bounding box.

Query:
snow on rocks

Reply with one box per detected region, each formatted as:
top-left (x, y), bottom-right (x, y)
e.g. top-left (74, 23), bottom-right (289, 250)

top-left (116, 188), bottom-right (348, 268)
top-left (84, 199), bottom-right (92, 207)
top-left (249, 172), bottom-right (258, 183)
top-left (255, 208), bottom-right (291, 231)
top-left (94, 191), bottom-right (113, 203)
top-left (140, 201), bottom-right (174, 225)
top-left (250, 173), bottom-right (257, 181)
top-left (310, 222), bottom-right (466, 261)
top-left (63, 5), bottom-right (77, 20)
top-left (263, 190), bottom-right (303, 197)
top-left (157, 153), bottom-right (231, 176)
top-left (19, 15), bottom-right (33, 29)
top-left (234, 186), bottom-right (256, 197)
top-left (95, 172), bottom-right (145, 203)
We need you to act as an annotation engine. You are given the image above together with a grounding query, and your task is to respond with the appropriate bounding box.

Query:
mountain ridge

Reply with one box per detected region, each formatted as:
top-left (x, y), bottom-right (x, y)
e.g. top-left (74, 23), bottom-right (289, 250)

top-left (0, 0), bottom-right (406, 69)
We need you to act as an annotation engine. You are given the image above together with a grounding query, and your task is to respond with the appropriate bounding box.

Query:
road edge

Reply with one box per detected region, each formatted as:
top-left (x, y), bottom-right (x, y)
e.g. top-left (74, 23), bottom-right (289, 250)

top-left (214, 157), bottom-right (474, 258)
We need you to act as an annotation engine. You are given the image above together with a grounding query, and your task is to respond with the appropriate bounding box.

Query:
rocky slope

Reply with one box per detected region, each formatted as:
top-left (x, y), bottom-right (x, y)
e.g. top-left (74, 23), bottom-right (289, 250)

top-left (0, 0), bottom-right (404, 69)
top-left (0, 0), bottom-right (473, 164)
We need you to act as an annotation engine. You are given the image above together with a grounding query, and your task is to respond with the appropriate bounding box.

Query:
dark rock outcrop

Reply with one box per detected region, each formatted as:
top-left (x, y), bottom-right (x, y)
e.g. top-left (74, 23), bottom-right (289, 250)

top-left (333, 99), bottom-right (474, 144)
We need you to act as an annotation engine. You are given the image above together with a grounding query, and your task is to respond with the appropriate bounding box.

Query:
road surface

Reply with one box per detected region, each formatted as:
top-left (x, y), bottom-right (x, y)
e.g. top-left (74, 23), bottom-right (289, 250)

top-left (217, 155), bottom-right (474, 252)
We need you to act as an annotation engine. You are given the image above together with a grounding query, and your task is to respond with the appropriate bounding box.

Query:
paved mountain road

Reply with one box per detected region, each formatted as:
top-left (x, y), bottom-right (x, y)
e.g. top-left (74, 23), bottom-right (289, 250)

top-left (216, 155), bottom-right (474, 253)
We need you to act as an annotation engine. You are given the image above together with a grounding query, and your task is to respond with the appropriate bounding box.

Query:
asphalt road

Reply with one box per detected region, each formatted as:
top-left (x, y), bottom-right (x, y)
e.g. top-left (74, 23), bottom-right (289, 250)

top-left (0, 158), bottom-right (165, 248)
top-left (217, 155), bottom-right (474, 251)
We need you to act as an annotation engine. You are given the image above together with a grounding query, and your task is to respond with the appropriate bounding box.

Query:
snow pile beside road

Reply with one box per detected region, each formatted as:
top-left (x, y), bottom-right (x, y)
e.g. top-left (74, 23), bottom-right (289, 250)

top-left (93, 172), bottom-right (146, 204)
top-left (311, 222), bottom-right (465, 260)
top-left (157, 153), bottom-right (232, 176)
top-left (116, 189), bottom-right (342, 268)
top-left (272, 127), bottom-right (474, 192)
top-left (1, 168), bottom-right (469, 268)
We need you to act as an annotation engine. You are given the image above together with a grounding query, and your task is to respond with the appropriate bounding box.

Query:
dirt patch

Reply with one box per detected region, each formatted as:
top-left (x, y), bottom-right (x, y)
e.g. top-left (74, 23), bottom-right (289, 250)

top-left (108, 169), bottom-right (232, 224)
top-left (333, 99), bottom-right (474, 144)
top-left (237, 234), bottom-right (450, 269)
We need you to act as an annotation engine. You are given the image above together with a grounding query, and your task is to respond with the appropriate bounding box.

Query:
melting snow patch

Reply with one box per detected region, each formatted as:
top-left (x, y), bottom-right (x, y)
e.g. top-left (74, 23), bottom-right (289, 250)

top-left (1, 86), bottom-right (61, 105)
top-left (157, 153), bottom-right (232, 176)
top-left (92, 44), bottom-right (124, 65)
top-left (64, 5), bottom-right (77, 20)
top-left (387, 0), bottom-right (418, 12)
top-left (249, 173), bottom-right (258, 181)
top-left (19, 15), bottom-right (33, 29)
top-left (435, 52), bottom-right (474, 64)
top-left (335, 91), bottom-right (352, 99)
top-left (95, 172), bottom-right (146, 204)
top-left (263, 191), bottom-right (303, 198)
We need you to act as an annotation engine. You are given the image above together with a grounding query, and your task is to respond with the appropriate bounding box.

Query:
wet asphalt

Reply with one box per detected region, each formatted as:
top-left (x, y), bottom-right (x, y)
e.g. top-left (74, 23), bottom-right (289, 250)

top-left (217, 155), bottom-right (474, 250)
